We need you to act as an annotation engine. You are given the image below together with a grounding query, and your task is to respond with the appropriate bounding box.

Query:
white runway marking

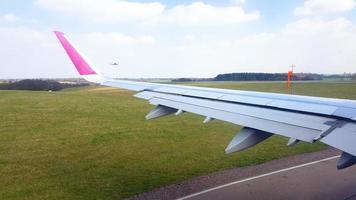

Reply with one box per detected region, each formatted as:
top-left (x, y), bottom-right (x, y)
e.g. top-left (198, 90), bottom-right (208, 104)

top-left (177, 155), bottom-right (340, 200)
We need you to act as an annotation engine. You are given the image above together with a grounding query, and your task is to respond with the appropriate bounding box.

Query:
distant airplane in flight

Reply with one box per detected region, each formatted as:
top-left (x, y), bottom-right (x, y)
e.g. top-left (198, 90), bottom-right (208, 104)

top-left (54, 31), bottom-right (356, 170)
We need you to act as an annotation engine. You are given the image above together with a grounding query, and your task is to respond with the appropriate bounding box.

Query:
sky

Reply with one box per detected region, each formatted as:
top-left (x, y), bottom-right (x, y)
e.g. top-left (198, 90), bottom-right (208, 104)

top-left (0, 0), bottom-right (356, 79)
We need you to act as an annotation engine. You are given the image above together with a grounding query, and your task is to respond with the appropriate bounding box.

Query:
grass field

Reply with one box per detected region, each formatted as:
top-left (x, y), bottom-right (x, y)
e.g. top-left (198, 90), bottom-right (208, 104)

top-left (0, 81), bottom-right (355, 200)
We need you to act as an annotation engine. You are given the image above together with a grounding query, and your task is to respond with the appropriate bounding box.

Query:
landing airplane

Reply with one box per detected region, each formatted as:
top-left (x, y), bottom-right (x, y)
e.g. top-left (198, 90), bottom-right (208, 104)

top-left (54, 31), bottom-right (356, 170)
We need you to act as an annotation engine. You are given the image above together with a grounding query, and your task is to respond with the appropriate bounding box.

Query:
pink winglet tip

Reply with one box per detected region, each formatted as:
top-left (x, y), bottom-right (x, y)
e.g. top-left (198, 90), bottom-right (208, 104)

top-left (54, 31), bottom-right (97, 75)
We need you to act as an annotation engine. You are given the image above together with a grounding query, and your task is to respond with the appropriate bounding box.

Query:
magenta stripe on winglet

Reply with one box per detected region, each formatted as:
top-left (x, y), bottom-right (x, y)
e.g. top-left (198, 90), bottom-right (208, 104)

top-left (54, 31), bottom-right (96, 75)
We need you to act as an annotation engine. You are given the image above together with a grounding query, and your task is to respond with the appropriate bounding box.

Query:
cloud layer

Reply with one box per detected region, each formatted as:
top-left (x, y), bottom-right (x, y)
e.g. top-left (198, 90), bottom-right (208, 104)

top-left (35, 0), bottom-right (259, 25)
top-left (295, 0), bottom-right (356, 16)
top-left (35, 0), bottom-right (165, 22)
top-left (1, 0), bottom-right (356, 78)
top-left (1, 14), bottom-right (20, 22)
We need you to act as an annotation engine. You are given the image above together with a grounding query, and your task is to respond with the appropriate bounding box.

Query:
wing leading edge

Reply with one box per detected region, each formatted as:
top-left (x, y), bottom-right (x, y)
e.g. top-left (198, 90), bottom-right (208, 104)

top-left (54, 31), bottom-right (356, 169)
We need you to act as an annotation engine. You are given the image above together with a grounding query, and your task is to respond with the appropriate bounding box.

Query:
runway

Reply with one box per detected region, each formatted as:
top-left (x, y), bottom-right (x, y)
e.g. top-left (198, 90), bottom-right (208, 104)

top-left (127, 149), bottom-right (356, 200)
top-left (179, 156), bottom-right (356, 200)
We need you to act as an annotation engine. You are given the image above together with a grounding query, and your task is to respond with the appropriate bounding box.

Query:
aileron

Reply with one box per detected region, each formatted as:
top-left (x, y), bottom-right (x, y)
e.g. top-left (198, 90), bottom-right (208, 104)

top-left (149, 96), bottom-right (322, 142)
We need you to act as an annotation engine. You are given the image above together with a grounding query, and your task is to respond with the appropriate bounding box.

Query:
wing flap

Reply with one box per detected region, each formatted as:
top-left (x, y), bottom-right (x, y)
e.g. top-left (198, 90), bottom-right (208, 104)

top-left (148, 84), bottom-right (355, 120)
top-left (138, 91), bottom-right (335, 131)
top-left (137, 90), bottom-right (339, 143)
top-left (149, 96), bottom-right (320, 142)
top-left (266, 100), bottom-right (338, 115)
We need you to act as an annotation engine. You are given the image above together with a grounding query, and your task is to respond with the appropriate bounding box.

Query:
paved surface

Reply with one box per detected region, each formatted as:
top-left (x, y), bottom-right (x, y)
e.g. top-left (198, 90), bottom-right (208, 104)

top-left (127, 149), bottom-right (356, 200)
top-left (180, 156), bottom-right (356, 200)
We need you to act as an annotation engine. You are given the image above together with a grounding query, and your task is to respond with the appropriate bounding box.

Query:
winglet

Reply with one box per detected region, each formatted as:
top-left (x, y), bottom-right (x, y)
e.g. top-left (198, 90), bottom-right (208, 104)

top-left (54, 31), bottom-right (103, 83)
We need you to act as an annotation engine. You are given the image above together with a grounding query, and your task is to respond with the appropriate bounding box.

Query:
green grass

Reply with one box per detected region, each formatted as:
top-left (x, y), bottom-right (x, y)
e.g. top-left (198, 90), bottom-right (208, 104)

top-left (0, 81), bottom-right (355, 200)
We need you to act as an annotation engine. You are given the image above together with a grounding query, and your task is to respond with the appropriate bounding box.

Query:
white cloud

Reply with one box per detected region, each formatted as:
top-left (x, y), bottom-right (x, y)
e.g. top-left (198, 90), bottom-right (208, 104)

top-left (295, 0), bottom-right (356, 16)
top-left (2, 14), bottom-right (20, 22)
top-left (81, 32), bottom-right (155, 45)
top-left (71, 17), bottom-right (356, 77)
top-left (0, 27), bottom-right (155, 78)
top-left (2, 4), bottom-right (356, 79)
top-left (158, 2), bottom-right (259, 26)
top-left (0, 27), bottom-right (67, 78)
top-left (230, 0), bottom-right (246, 5)
top-left (282, 17), bottom-right (353, 36)
top-left (2, 17), bottom-right (356, 79)
top-left (216, 17), bottom-right (356, 74)
top-left (35, 0), bottom-right (165, 22)
top-left (133, 17), bottom-right (356, 77)
top-left (35, 0), bottom-right (259, 26)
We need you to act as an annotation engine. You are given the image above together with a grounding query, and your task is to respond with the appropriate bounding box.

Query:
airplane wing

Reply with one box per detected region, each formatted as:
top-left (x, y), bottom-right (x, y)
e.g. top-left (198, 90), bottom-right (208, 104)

top-left (54, 31), bottom-right (356, 169)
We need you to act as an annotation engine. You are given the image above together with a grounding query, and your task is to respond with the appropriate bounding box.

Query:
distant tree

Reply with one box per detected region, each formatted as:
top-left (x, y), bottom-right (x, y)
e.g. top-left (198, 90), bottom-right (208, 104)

top-left (0, 79), bottom-right (89, 91)
top-left (215, 73), bottom-right (286, 81)
top-left (172, 78), bottom-right (194, 82)
top-left (352, 74), bottom-right (356, 80)
top-left (214, 73), bottom-right (322, 81)
top-left (171, 78), bottom-right (214, 82)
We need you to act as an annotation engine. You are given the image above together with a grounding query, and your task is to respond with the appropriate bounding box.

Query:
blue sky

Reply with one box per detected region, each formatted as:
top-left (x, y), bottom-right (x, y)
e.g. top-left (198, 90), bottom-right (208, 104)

top-left (1, 0), bottom-right (356, 78)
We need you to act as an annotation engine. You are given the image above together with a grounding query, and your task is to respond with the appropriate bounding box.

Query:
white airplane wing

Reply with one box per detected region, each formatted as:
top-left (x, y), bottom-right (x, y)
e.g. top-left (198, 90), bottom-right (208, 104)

top-left (54, 31), bottom-right (356, 169)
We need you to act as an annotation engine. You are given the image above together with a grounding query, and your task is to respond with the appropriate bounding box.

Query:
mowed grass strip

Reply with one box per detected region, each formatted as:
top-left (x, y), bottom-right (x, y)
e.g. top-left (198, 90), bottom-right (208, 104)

top-left (0, 81), bottom-right (355, 200)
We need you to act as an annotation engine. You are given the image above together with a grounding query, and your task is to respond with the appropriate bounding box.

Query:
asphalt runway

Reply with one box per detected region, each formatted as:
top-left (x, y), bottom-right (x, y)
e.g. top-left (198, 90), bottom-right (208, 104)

top-left (179, 156), bottom-right (356, 200)
top-left (127, 149), bottom-right (356, 200)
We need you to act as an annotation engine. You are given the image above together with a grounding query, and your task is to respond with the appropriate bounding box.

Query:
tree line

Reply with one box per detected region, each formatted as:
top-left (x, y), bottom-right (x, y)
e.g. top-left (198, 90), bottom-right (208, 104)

top-left (0, 79), bottom-right (89, 91)
top-left (214, 73), bottom-right (323, 81)
top-left (351, 74), bottom-right (356, 80)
